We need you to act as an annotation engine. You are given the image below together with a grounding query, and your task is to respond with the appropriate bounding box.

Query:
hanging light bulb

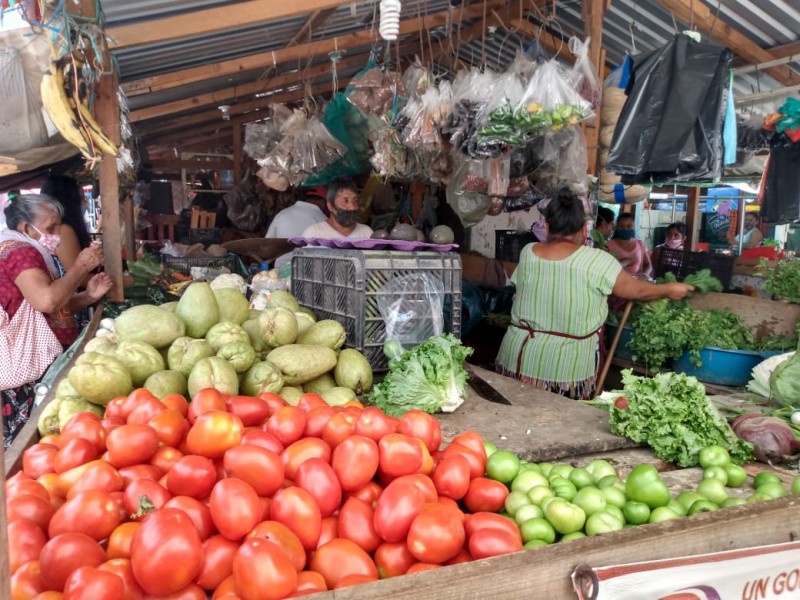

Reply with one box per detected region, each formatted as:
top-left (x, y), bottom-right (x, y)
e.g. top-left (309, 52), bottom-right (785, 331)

top-left (379, 0), bottom-right (401, 41)
top-left (218, 105), bottom-right (231, 121)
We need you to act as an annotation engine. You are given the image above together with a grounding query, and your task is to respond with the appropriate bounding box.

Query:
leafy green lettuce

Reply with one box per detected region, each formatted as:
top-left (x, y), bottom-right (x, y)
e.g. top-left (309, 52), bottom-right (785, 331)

top-left (367, 334), bottom-right (473, 417)
top-left (606, 370), bottom-right (753, 467)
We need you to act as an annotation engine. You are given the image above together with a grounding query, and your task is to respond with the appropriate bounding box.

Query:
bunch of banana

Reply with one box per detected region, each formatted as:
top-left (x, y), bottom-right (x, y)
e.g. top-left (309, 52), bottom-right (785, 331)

top-left (40, 54), bottom-right (118, 162)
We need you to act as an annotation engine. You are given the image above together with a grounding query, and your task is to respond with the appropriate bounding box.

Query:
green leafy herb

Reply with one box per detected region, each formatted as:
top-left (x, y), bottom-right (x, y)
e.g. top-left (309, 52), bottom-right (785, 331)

top-left (756, 258), bottom-right (800, 304)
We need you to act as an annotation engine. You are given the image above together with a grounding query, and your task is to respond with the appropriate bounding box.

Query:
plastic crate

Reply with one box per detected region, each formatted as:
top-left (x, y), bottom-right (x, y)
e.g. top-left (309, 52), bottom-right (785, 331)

top-left (655, 248), bottom-right (735, 291)
top-left (175, 225), bottom-right (222, 246)
top-left (161, 253), bottom-right (238, 275)
top-left (495, 230), bottom-right (537, 262)
top-left (291, 249), bottom-right (462, 372)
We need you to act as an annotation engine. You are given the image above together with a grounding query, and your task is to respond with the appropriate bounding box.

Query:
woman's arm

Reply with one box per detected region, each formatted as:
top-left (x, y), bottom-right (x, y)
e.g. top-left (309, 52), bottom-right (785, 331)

top-left (56, 224), bottom-right (91, 286)
top-left (69, 273), bottom-right (113, 312)
top-left (744, 229), bottom-right (763, 249)
top-left (612, 270), bottom-right (693, 302)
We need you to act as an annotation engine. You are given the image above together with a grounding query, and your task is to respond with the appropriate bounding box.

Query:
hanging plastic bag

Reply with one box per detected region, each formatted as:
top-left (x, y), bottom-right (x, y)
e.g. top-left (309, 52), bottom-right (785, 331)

top-left (378, 273), bottom-right (445, 354)
top-left (776, 97), bottom-right (800, 136)
top-left (446, 157), bottom-right (491, 228)
top-left (723, 72), bottom-right (737, 165)
top-left (761, 133), bottom-right (800, 224)
top-left (568, 37), bottom-right (602, 109)
top-left (0, 48), bottom-right (48, 154)
top-left (604, 55), bottom-right (632, 90)
top-left (516, 60), bottom-right (594, 134)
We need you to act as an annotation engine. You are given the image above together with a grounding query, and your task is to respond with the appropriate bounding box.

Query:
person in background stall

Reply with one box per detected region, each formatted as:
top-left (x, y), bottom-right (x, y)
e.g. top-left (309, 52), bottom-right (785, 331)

top-left (266, 186), bottom-right (328, 268)
top-left (650, 222), bottom-right (686, 273)
top-left (301, 178), bottom-right (373, 240)
top-left (590, 206), bottom-right (616, 251)
top-left (607, 212), bottom-right (653, 279)
top-left (0, 194), bottom-right (112, 446)
top-left (729, 211), bottom-right (763, 252)
top-left (40, 175), bottom-right (92, 274)
top-left (495, 188), bottom-right (692, 400)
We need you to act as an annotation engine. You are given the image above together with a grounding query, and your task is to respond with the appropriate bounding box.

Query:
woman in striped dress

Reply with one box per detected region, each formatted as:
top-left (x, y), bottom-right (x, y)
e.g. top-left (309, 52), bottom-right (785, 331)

top-left (495, 189), bottom-right (693, 399)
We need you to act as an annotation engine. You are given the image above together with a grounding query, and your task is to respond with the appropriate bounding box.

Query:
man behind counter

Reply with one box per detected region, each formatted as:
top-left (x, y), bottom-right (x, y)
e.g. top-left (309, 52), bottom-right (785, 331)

top-left (301, 177), bottom-right (373, 240)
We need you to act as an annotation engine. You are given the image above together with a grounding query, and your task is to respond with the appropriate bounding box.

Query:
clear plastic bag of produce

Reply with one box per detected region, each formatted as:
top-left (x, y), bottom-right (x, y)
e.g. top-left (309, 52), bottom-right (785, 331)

top-left (516, 60), bottom-right (594, 133)
top-left (347, 60), bottom-right (405, 116)
top-left (0, 48), bottom-right (48, 154)
top-left (477, 72), bottom-right (528, 147)
top-left (444, 69), bottom-right (506, 158)
top-left (486, 154), bottom-right (511, 197)
top-left (377, 273), bottom-right (444, 355)
top-left (400, 82), bottom-right (452, 151)
top-left (446, 156), bottom-right (492, 227)
top-left (568, 36), bottom-right (602, 109)
top-left (243, 105), bottom-right (291, 160)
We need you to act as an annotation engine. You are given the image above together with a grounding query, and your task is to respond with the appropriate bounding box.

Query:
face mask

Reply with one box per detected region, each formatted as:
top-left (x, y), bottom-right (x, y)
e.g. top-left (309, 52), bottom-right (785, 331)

top-left (745, 221), bottom-right (756, 231)
top-left (665, 238), bottom-right (683, 249)
top-left (334, 209), bottom-right (359, 228)
top-left (614, 229), bottom-right (636, 241)
top-left (30, 225), bottom-right (61, 253)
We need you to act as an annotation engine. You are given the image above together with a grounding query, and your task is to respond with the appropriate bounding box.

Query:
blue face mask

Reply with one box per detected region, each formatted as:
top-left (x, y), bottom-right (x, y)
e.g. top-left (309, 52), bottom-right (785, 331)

top-left (614, 229), bottom-right (636, 241)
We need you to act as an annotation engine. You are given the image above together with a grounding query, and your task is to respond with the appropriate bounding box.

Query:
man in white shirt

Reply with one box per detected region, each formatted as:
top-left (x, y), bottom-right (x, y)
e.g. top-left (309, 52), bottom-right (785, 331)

top-left (301, 178), bottom-right (373, 240)
top-left (266, 187), bottom-right (328, 267)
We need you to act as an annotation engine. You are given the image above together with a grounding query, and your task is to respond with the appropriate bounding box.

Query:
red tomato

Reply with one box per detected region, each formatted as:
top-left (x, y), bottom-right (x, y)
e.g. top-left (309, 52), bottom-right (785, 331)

top-left (162, 393), bottom-right (189, 417)
top-left (309, 538), bottom-right (378, 589)
top-left (296, 393), bottom-right (327, 413)
top-left (119, 464), bottom-right (162, 488)
top-left (331, 435), bottom-right (379, 492)
top-left (211, 574), bottom-right (237, 599)
top-left (464, 512), bottom-right (522, 543)
top-left (402, 474), bottom-right (438, 504)
top-left (106, 424), bottom-right (160, 468)
top-left (468, 527), bottom-right (523, 559)
top-left (321, 411), bottom-right (357, 448)
top-left (150, 446), bottom-right (184, 474)
top-left (353, 407), bottom-right (396, 442)
top-left (291, 571), bottom-right (327, 595)
top-left (36, 473), bottom-right (63, 508)
top-left (346, 481), bottom-right (383, 508)
top-left (464, 477), bottom-right (509, 513)
top-left (398, 410), bottom-right (441, 453)
top-left (145, 582), bottom-right (206, 599)
top-left (147, 409), bottom-right (188, 447)
top-left (445, 549), bottom-right (473, 565)
top-left (432, 454), bottom-right (471, 500)
top-left (281, 438), bottom-right (331, 481)
top-left (39, 532), bottom-right (106, 591)
top-left (378, 434), bottom-right (423, 478)
top-left (334, 573), bottom-right (378, 589)
top-left (406, 507), bottom-right (465, 564)
top-left (451, 430), bottom-right (487, 460)
top-left (295, 458), bottom-right (341, 518)
top-left (98, 558), bottom-right (145, 600)
top-left (7, 478), bottom-right (50, 502)
top-left (186, 411), bottom-right (244, 459)
top-left (67, 461), bottom-right (123, 500)
top-left (101, 416), bottom-right (126, 435)
top-left (164, 496), bottom-right (215, 540)
top-left (257, 392), bottom-right (285, 414)
top-left (442, 443), bottom-right (486, 479)
top-left (8, 518), bottom-right (47, 573)
top-left (196, 535), bottom-right (240, 591)
top-left (317, 516), bottom-right (338, 549)
top-left (165, 455), bottom-right (217, 499)
top-left (49, 489), bottom-right (123, 541)
top-left (337, 497), bottom-right (381, 553)
top-left (130, 508), bottom-right (204, 596)
top-left (247, 521), bottom-right (306, 572)
top-left (373, 476), bottom-right (426, 543)
top-left (6, 494), bottom-right (55, 531)
top-left (270, 486), bottom-right (322, 551)
top-left (374, 541), bottom-right (416, 579)
top-left (232, 539), bottom-right (297, 600)
top-left (54, 438), bottom-right (98, 474)
top-left (11, 559), bottom-right (46, 598)
top-left (303, 405), bottom-right (337, 438)
top-left (104, 396), bottom-right (129, 420)
top-left (226, 396), bottom-right (270, 427)
top-left (188, 388), bottom-right (227, 423)
top-left (223, 445), bottom-right (284, 497)
top-left (23, 443), bottom-right (59, 479)
top-left (61, 416), bottom-right (107, 453)
top-left (127, 397), bottom-right (167, 426)
top-left (209, 478), bottom-right (261, 541)
top-left (265, 406), bottom-right (306, 447)
top-left (107, 522), bottom-right (141, 559)
top-left (406, 563), bottom-right (441, 574)
top-left (63, 565), bottom-right (124, 600)
top-left (124, 479), bottom-right (171, 520)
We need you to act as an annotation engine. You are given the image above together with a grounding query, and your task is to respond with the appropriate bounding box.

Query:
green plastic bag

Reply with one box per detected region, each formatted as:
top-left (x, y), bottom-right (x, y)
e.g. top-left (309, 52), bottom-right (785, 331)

top-left (776, 97), bottom-right (800, 135)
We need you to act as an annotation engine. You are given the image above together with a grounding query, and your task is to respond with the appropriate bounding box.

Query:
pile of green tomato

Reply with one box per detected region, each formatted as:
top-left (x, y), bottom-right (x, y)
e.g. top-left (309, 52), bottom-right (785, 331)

top-left (483, 443), bottom-right (800, 548)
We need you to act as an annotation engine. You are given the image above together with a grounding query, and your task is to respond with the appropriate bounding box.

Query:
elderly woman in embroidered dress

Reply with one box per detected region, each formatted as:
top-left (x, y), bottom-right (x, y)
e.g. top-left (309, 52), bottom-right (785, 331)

top-left (495, 189), bottom-right (693, 400)
top-left (0, 194), bottom-right (111, 447)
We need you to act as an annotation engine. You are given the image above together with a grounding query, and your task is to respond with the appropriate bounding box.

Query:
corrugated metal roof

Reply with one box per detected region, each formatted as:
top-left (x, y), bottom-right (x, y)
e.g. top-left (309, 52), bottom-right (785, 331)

top-left (102, 0), bottom-right (247, 27)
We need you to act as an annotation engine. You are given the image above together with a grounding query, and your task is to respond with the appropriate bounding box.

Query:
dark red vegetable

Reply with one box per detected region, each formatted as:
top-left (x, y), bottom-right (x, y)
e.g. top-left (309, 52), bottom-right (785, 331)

top-left (731, 414), bottom-right (800, 464)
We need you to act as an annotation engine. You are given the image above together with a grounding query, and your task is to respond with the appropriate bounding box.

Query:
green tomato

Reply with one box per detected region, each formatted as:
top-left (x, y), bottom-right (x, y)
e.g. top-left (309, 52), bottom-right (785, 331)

top-left (585, 510), bottom-right (625, 536)
top-left (514, 503), bottom-right (544, 526)
top-left (560, 531), bottom-right (586, 542)
top-left (604, 505), bottom-right (625, 524)
top-left (585, 459), bottom-right (617, 481)
top-left (676, 491), bottom-right (705, 512)
top-left (648, 506), bottom-right (681, 523)
top-left (754, 472), bottom-right (782, 489)
top-left (504, 490), bottom-right (532, 516)
top-left (667, 499), bottom-right (687, 517)
top-left (723, 464), bottom-right (747, 488)
top-left (625, 465), bottom-right (670, 509)
top-left (523, 539), bottom-right (550, 550)
top-left (597, 475), bottom-right (623, 489)
top-left (702, 466), bottom-right (728, 486)
top-left (538, 462), bottom-right (554, 477)
top-left (486, 450), bottom-right (521, 484)
top-left (697, 479), bottom-right (728, 505)
top-left (551, 477), bottom-right (578, 502)
top-left (698, 445), bottom-right (731, 468)
top-left (687, 499), bottom-right (719, 515)
top-left (483, 441), bottom-right (498, 458)
top-left (519, 517), bottom-right (556, 544)
top-left (540, 496), bottom-right (563, 513)
top-left (550, 464), bottom-right (574, 480)
top-left (792, 476), bottom-right (800, 495)
top-left (519, 462), bottom-right (542, 473)
top-left (600, 486), bottom-right (627, 509)
top-left (747, 491), bottom-right (774, 503)
top-left (721, 497), bottom-right (747, 508)
top-left (622, 501), bottom-right (650, 525)
top-left (757, 481), bottom-right (787, 499)
top-left (544, 500), bottom-right (586, 535)
top-left (511, 470), bottom-right (550, 494)
top-left (527, 485), bottom-right (555, 507)
top-left (568, 468), bottom-right (596, 490)
top-left (572, 487), bottom-right (607, 516)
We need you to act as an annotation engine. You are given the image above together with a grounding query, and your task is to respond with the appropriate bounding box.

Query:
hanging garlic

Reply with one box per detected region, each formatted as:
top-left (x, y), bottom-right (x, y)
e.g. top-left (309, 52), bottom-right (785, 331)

top-left (379, 0), bottom-right (402, 41)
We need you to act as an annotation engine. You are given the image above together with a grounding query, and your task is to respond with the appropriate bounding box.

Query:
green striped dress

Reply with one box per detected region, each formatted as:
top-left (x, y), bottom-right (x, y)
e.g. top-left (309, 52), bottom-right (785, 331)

top-left (495, 243), bottom-right (622, 399)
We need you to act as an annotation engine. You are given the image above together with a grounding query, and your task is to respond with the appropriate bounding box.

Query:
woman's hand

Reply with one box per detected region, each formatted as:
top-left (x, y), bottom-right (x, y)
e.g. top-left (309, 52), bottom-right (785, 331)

top-left (74, 244), bottom-right (104, 273)
top-left (86, 273), bottom-right (113, 301)
top-left (663, 282), bottom-right (694, 300)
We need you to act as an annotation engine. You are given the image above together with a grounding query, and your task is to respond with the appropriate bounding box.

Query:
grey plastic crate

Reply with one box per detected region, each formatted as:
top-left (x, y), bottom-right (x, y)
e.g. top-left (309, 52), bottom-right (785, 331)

top-left (291, 249), bottom-right (462, 372)
top-left (161, 253), bottom-right (238, 275)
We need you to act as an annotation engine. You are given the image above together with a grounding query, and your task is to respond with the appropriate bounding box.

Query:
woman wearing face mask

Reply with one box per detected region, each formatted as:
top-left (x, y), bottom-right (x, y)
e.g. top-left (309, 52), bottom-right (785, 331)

top-left (301, 178), bottom-right (373, 240)
top-left (0, 194), bottom-right (112, 447)
top-left (651, 222), bottom-right (686, 273)
top-left (590, 206), bottom-right (616, 251)
top-left (606, 212), bottom-right (653, 279)
top-left (728, 211), bottom-right (763, 253)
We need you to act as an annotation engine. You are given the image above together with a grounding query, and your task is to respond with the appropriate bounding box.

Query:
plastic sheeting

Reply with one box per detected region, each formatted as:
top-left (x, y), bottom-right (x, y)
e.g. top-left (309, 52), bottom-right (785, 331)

top-left (760, 134), bottom-right (800, 225)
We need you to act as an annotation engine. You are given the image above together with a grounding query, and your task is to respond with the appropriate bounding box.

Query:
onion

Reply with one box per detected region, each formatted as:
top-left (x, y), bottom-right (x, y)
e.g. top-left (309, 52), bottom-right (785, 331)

top-left (731, 413), bottom-right (800, 464)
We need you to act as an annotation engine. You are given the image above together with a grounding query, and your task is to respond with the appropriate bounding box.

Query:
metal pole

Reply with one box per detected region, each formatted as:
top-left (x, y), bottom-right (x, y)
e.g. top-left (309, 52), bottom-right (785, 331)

top-left (671, 184), bottom-right (677, 224)
top-left (737, 201), bottom-right (746, 256)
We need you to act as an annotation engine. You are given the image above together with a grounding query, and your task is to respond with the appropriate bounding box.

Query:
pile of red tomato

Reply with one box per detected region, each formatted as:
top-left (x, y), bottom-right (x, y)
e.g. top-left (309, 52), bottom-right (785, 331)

top-left (7, 387), bottom-right (521, 599)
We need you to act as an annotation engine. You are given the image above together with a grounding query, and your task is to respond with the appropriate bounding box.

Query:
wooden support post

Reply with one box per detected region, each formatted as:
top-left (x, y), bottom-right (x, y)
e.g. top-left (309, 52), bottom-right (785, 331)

top-left (123, 196), bottom-right (135, 263)
top-left (233, 122), bottom-right (243, 184)
top-left (582, 0), bottom-right (607, 176)
top-left (410, 180), bottom-right (425, 224)
top-left (0, 442), bottom-right (10, 600)
top-left (97, 71), bottom-right (124, 302)
top-left (685, 187), bottom-right (701, 251)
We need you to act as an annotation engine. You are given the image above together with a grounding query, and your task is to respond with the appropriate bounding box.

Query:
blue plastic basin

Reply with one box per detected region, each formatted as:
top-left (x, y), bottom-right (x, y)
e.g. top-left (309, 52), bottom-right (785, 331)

top-left (673, 347), bottom-right (766, 387)
top-left (605, 324), bottom-right (634, 361)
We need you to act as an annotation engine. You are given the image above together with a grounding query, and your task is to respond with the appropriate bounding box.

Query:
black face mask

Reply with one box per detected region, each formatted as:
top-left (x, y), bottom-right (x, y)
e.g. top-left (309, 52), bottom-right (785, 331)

top-left (334, 209), bottom-right (359, 228)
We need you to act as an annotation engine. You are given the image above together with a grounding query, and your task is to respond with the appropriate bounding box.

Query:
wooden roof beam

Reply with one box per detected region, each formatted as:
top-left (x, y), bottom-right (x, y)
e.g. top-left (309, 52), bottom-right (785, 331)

top-left (768, 40), bottom-right (800, 60)
top-left (288, 8), bottom-right (337, 47)
top-left (107, 0), bottom-right (356, 50)
top-left (147, 121), bottom-right (234, 145)
top-left (656, 0), bottom-right (799, 86)
top-left (121, 0), bottom-right (510, 96)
